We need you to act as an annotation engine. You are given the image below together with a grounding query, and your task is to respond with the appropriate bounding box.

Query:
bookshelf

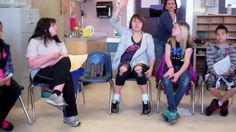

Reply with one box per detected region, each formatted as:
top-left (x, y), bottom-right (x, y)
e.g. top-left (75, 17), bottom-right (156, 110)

top-left (196, 15), bottom-right (236, 44)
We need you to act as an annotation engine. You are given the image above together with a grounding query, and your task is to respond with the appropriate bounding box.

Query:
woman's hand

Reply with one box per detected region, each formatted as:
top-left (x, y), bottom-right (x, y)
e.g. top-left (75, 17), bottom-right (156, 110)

top-left (50, 52), bottom-right (61, 59)
top-left (171, 72), bottom-right (181, 83)
top-left (223, 70), bottom-right (231, 76)
top-left (0, 78), bottom-right (11, 86)
top-left (119, 0), bottom-right (128, 8)
top-left (163, 68), bottom-right (174, 79)
top-left (145, 69), bottom-right (152, 79)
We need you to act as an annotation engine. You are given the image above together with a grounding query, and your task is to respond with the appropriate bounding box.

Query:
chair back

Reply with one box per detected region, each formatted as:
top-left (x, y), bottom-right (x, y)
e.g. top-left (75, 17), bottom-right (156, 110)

top-left (83, 51), bottom-right (112, 81)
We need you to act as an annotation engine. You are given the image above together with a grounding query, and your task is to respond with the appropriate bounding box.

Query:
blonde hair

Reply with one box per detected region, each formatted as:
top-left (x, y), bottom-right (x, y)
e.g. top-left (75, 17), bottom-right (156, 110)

top-left (168, 21), bottom-right (190, 55)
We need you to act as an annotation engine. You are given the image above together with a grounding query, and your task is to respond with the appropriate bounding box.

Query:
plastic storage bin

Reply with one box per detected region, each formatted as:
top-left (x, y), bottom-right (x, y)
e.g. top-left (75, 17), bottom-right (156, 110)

top-left (0, 0), bottom-right (31, 8)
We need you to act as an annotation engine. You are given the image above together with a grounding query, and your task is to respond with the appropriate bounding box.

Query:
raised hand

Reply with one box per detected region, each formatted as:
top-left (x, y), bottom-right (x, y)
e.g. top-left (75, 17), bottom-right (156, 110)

top-left (119, 0), bottom-right (128, 8)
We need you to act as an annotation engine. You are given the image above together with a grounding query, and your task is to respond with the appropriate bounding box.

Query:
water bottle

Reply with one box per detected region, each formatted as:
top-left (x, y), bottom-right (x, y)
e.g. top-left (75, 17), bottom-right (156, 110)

top-left (227, 4), bottom-right (232, 15)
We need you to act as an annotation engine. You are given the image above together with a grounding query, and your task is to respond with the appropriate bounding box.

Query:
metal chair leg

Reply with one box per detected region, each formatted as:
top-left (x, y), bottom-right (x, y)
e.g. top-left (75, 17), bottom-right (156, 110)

top-left (109, 80), bottom-right (114, 114)
top-left (191, 82), bottom-right (195, 114)
top-left (75, 82), bottom-right (86, 104)
top-left (19, 96), bottom-right (32, 125)
top-left (147, 79), bottom-right (152, 103)
top-left (201, 82), bottom-right (205, 114)
top-left (156, 80), bottom-right (162, 113)
top-left (30, 85), bottom-right (36, 122)
top-left (80, 82), bottom-right (86, 104)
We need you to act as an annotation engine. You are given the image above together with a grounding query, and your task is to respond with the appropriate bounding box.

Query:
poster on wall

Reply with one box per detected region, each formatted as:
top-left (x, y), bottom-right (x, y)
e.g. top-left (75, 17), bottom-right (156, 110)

top-left (141, 0), bottom-right (160, 8)
top-left (225, 0), bottom-right (236, 8)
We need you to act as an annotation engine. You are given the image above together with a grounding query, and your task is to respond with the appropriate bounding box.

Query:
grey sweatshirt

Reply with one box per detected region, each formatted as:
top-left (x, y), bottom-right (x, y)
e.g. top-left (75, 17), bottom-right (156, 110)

top-left (206, 42), bottom-right (236, 74)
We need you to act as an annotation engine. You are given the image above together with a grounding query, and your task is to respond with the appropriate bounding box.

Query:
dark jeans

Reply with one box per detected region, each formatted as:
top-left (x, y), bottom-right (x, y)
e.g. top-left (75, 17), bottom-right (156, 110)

top-left (154, 39), bottom-right (165, 79)
top-left (33, 57), bottom-right (78, 117)
top-left (0, 79), bottom-right (21, 125)
top-left (162, 66), bottom-right (190, 111)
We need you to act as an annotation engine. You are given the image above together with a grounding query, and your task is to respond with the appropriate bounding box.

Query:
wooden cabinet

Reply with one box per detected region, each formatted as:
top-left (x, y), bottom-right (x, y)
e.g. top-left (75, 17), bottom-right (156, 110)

top-left (65, 37), bottom-right (107, 55)
top-left (196, 15), bottom-right (236, 44)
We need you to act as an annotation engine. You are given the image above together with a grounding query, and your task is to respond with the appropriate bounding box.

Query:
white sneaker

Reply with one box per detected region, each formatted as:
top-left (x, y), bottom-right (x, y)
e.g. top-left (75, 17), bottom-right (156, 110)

top-left (46, 93), bottom-right (66, 107)
top-left (63, 116), bottom-right (81, 127)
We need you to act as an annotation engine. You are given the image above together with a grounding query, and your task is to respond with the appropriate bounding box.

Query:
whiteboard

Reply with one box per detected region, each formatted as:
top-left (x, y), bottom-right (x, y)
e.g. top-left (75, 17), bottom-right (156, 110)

top-left (141, 0), bottom-right (160, 8)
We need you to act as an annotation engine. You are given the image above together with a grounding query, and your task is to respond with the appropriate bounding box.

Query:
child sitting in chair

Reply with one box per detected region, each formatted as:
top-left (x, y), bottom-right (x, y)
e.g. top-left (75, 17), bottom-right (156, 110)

top-left (205, 25), bottom-right (236, 116)
top-left (161, 21), bottom-right (192, 124)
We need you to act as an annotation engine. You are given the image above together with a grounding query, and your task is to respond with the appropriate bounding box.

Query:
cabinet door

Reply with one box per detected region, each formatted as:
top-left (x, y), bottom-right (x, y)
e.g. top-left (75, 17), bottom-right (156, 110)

top-left (20, 9), bottom-right (39, 33)
top-left (32, 0), bottom-right (66, 39)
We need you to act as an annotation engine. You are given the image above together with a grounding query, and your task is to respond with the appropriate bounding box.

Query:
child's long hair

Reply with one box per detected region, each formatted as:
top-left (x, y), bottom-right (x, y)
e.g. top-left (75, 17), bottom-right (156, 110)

top-left (168, 21), bottom-right (190, 54)
top-left (29, 17), bottom-right (61, 47)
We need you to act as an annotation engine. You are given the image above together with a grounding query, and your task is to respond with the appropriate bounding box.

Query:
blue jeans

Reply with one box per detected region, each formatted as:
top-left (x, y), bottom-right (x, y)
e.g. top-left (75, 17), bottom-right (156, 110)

top-left (162, 66), bottom-right (190, 111)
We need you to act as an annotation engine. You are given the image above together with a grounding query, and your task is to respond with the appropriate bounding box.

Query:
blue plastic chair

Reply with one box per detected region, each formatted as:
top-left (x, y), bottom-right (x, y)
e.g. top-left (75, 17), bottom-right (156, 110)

top-left (79, 51), bottom-right (114, 114)
top-left (155, 55), bottom-right (197, 114)
top-left (70, 67), bottom-right (85, 103)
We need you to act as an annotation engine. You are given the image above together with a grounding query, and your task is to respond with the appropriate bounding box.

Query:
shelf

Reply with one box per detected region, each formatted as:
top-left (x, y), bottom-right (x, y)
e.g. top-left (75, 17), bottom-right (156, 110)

top-left (197, 23), bottom-right (210, 25)
top-left (196, 15), bottom-right (236, 42)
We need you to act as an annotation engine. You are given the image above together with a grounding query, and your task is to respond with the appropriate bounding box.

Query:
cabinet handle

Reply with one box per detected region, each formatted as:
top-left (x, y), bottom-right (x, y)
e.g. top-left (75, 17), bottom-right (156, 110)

top-left (27, 13), bottom-right (33, 18)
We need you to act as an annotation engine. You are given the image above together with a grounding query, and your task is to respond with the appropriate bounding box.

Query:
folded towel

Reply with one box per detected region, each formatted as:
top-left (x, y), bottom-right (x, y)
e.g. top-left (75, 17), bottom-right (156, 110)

top-left (69, 54), bottom-right (88, 71)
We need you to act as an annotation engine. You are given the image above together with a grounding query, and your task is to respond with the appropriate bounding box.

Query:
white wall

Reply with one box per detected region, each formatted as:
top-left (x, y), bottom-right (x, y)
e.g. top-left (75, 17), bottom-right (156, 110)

top-left (192, 0), bottom-right (220, 36)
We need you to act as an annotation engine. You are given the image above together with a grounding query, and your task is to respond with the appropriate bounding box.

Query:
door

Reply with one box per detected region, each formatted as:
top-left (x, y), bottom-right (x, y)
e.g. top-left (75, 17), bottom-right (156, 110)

top-left (32, 0), bottom-right (67, 39)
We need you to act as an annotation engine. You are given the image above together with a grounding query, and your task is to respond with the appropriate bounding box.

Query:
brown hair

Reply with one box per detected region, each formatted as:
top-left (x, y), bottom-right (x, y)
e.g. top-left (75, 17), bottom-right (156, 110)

top-left (129, 14), bottom-right (146, 32)
top-left (163, 0), bottom-right (178, 13)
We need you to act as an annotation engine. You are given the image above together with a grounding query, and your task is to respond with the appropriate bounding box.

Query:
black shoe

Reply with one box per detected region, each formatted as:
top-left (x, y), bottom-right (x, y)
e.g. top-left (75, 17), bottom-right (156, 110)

top-left (220, 100), bottom-right (229, 116)
top-left (142, 101), bottom-right (151, 115)
top-left (205, 99), bottom-right (220, 116)
top-left (111, 101), bottom-right (119, 113)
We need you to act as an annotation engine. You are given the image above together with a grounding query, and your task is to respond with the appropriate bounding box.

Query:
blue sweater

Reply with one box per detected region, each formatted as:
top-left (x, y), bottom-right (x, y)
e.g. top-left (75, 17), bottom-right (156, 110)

top-left (110, 16), bottom-right (155, 70)
top-left (154, 11), bottom-right (174, 47)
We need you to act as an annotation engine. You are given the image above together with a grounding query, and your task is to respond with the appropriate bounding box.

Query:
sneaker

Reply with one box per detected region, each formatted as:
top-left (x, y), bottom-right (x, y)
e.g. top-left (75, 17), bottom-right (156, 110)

top-left (1, 120), bottom-right (14, 131)
top-left (46, 93), bottom-right (66, 107)
top-left (205, 99), bottom-right (220, 116)
top-left (142, 101), bottom-right (151, 115)
top-left (167, 111), bottom-right (180, 125)
top-left (111, 101), bottom-right (119, 113)
top-left (63, 116), bottom-right (81, 127)
top-left (161, 108), bottom-right (170, 121)
top-left (220, 100), bottom-right (229, 116)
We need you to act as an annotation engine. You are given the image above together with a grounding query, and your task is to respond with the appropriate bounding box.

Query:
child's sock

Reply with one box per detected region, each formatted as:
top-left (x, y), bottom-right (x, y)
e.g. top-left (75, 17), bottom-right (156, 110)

top-left (142, 94), bottom-right (149, 104)
top-left (112, 94), bottom-right (120, 103)
top-left (53, 90), bottom-right (61, 96)
top-left (218, 100), bottom-right (223, 107)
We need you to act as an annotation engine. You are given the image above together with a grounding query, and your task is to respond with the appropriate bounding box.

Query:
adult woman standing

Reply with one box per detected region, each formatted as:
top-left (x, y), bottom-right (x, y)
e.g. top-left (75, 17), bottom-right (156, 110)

top-left (154, 0), bottom-right (178, 76)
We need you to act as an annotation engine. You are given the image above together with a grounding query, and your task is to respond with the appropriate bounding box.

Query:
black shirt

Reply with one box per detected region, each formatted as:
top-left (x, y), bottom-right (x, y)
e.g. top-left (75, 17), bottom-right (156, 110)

top-left (169, 41), bottom-right (191, 66)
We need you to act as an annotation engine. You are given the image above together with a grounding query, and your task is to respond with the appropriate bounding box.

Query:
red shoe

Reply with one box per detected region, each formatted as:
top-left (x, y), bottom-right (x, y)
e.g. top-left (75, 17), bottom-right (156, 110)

top-left (220, 100), bottom-right (229, 116)
top-left (1, 120), bottom-right (14, 131)
top-left (205, 99), bottom-right (220, 116)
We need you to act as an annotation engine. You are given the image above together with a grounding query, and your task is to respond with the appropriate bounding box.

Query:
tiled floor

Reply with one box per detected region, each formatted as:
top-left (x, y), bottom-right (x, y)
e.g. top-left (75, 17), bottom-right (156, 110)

top-left (6, 77), bottom-right (236, 132)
